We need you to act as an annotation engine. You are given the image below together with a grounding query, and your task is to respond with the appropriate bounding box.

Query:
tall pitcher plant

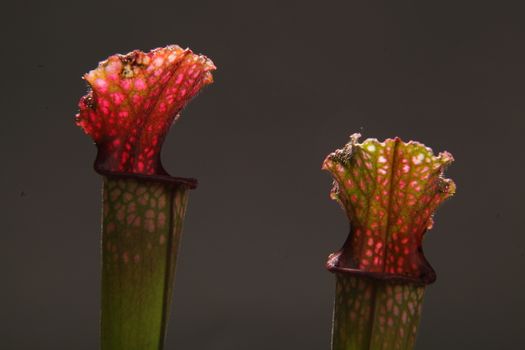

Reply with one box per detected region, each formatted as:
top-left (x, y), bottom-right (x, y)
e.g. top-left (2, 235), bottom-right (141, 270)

top-left (75, 45), bottom-right (215, 350)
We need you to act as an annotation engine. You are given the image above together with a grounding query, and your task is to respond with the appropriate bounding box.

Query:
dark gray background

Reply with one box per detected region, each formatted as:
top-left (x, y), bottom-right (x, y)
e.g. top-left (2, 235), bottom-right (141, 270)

top-left (1, 0), bottom-right (524, 349)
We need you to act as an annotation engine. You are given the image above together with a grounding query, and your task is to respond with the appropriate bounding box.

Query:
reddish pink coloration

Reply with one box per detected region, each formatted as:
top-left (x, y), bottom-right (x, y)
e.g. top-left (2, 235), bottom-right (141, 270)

top-left (323, 134), bottom-right (455, 282)
top-left (76, 45), bottom-right (215, 175)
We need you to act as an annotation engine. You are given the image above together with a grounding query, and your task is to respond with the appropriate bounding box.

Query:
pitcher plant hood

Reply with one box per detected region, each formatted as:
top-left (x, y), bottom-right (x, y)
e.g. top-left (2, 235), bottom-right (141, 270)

top-left (76, 45), bottom-right (215, 177)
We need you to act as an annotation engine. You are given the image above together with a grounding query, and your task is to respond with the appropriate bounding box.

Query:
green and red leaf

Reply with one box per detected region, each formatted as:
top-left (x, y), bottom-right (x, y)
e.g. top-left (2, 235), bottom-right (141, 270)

top-left (323, 134), bottom-right (455, 281)
top-left (74, 46), bottom-right (215, 349)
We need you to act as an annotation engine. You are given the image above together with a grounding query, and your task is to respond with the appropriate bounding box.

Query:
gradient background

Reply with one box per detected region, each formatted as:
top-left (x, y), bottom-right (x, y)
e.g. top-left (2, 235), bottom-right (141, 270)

top-left (2, 1), bottom-right (524, 349)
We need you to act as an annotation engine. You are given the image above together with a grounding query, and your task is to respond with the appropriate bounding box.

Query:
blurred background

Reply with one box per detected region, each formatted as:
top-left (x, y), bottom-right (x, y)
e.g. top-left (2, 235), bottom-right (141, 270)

top-left (1, 0), bottom-right (524, 349)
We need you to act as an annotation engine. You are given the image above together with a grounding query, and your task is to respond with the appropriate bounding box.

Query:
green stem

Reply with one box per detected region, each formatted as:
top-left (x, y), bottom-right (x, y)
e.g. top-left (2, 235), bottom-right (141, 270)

top-left (100, 175), bottom-right (191, 350)
top-left (332, 273), bottom-right (425, 350)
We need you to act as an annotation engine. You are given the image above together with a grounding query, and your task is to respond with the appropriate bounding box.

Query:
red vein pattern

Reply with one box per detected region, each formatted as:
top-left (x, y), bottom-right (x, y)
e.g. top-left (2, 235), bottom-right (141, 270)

top-left (76, 45), bottom-right (215, 175)
top-left (323, 134), bottom-right (455, 281)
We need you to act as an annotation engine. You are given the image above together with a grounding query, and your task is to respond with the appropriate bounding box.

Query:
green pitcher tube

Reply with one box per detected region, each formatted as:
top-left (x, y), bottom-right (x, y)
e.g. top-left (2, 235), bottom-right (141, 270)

top-left (331, 272), bottom-right (425, 350)
top-left (101, 175), bottom-right (194, 350)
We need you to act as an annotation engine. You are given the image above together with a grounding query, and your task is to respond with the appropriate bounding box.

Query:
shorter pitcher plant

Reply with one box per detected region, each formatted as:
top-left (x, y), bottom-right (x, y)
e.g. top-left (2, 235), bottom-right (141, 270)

top-left (323, 134), bottom-right (455, 350)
